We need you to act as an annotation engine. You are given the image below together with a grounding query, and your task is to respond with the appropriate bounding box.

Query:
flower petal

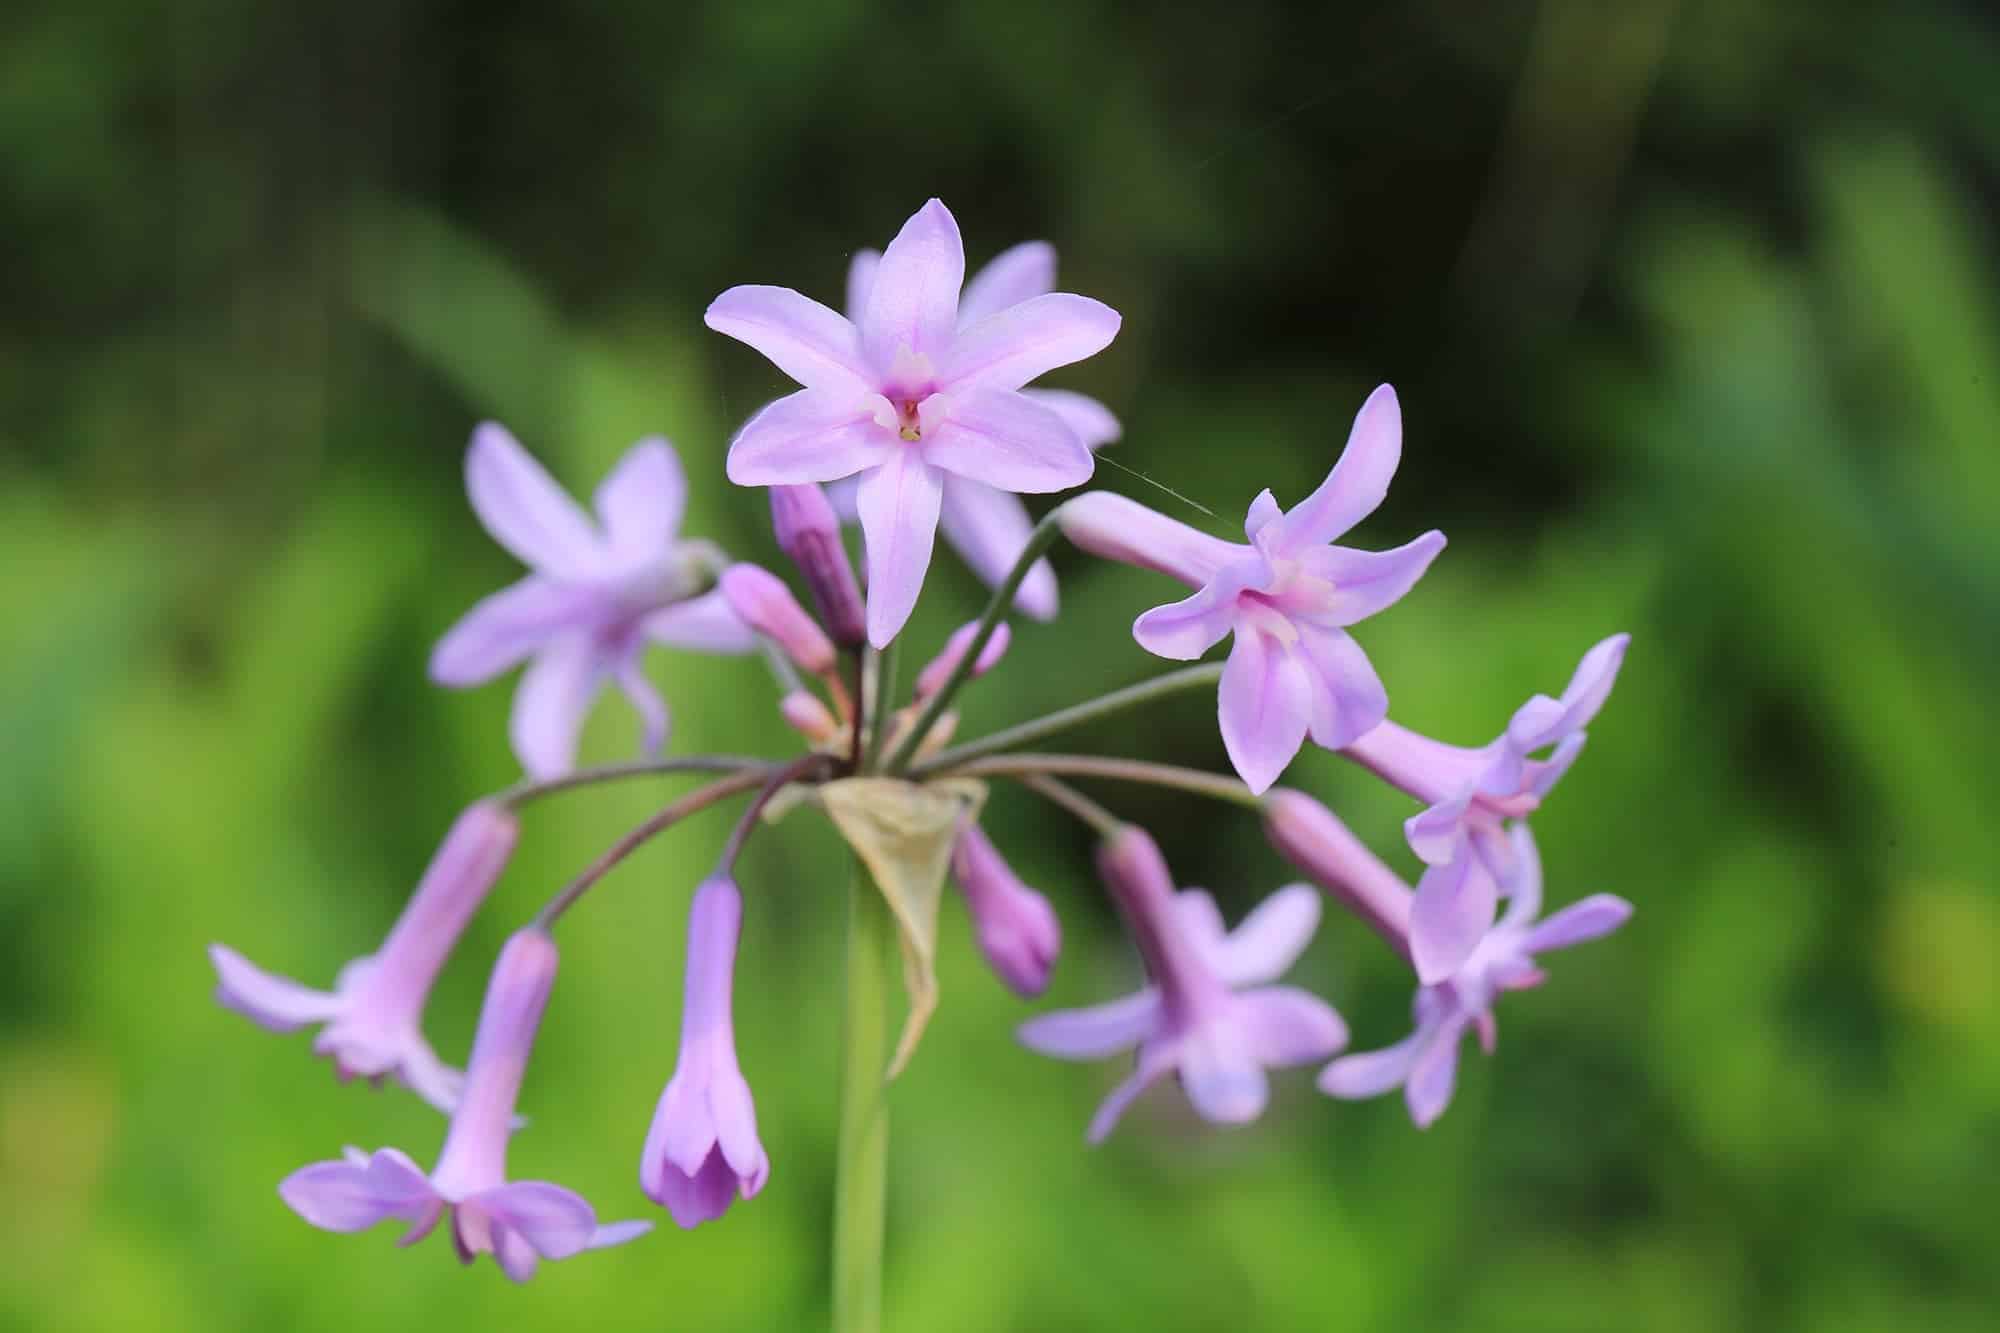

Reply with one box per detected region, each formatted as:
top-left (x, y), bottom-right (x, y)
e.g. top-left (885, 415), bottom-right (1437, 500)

top-left (643, 586), bottom-right (757, 655)
top-left (1294, 625), bottom-right (1390, 751)
top-left (472, 1181), bottom-right (600, 1260)
top-left (1057, 491), bottom-right (1243, 588)
top-left (1020, 388), bottom-right (1121, 450)
top-left (1506, 632), bottom-right (1631, 752)
top-left (593, 438), bottom-right (686, 563)
top-left (844, 249), bottom-right (881, 320)
top-left (1410, 853), bottom-right (1498, 985)
top-left (1211, 884), bottom-right (1321, 987)
top-left (1318, 1029), bottom-right (1425, 1100)
top-left (1174, 889), bottom-right (1230, 959)
top-left (1405, 791), bottom-right (1473, 867)
top-left (209, 945), bottom-right (341, 1032)
top-left (1404, 1017), bottom-right (1467, 1128)
top-left (280, 1149), bottom-right (438, 1232)
top-left (509, 636), bottom-right (606, 779)
top-left (1234, 985), bottom-right (1349, 1066)
top-left (465, 423), bottom-right (605, 578)
top-left (707, 1071), bottom-right (769, 1195)
top-left (924, 389), bottom-right (1094, 493)
top-left (653, 1146), bottom-right (741, 1229)
top-left (1178, 1025), bottom-right (1271, 1125)
top-left (588, 1219), bottom-right (654, 1250)
top-left (1218, 629), bottom-right (1314, 795)
top-left (1085, 1045), bottom-right (1174, 1144)
top-left (389, 1036), bottom-right (468, 1116)
top-left (957, 240), bottom-right (1057, 326)
top-left (1131, 562), bottom-right (1258, 661)
top-left (429, 576), bottom-right (583, 686)
top-left (1524, 894), bottom-right (1634, 954)
top-left (726, 390), bottom-right (893, 487)
top-left (1017, 990), bottom-right (1161, 1060)
top-left (860, 199), bottom-right (964, 369)
top-left (855, 451), bottom-right (945, 647)
top-left (1273, 383), bottom-right (1402, 550)
top-left (941, 293), bottom-right (1122, 394)
top-left (937, 479), bottom-right (1059, 619)
top-left (613, 658), bottom-right (669, 757)
top-left (704, 286), bottom-right (871, 395)
top-left (1297, 529), bottom-right (1446, 626)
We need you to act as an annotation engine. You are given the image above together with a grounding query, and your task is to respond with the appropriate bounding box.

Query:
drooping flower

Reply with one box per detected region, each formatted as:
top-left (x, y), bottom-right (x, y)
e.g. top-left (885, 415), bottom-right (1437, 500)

top-left (707, 199), bottom-right (1122, 646)
top-left (1318, 825), bottom-right (1631, 1127)
top-left (1019, 826), bottom-right (1345, 1142)
top-left (1058, 385), bottom-right (1445, 795)
top-left (210, 801), bottom-right (518, 1113)
top-left (1342, 633), bottom-right (1630, 983)
top-left (430, 426), bottom-right (756, 778)
top-left (279, 929), bottom-right (652, 1280)
top-left (826, 239), bottom-right (1123, 621)
top-left (950, 821), bottom-right (1061, 998)
top-left (640, 877), bottom-right (770, 1228)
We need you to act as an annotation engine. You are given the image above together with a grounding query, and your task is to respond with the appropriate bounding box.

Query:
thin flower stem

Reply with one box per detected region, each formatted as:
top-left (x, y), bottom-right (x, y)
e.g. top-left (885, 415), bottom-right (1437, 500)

top-left (883, 509), bottom-right (1063, 773)
top-left (832, 855), bottom-right (895, 1333)
top-left (1015, 774), bottom-right (1123, 837)
top-left (846, 648), bottom-right (867, 774)
top-left (864, 639), bottom-right (900, 773)
top-left (715, 754), bottom-right (834, 874)
top-left (937, 753), bottom-right (1264, 810)
top-left (913, 663), bottom-right (1225, 773)
top-left (529, 769), bottom-right (770, 930)
top-left (496, 755), bottom-right (773, 809)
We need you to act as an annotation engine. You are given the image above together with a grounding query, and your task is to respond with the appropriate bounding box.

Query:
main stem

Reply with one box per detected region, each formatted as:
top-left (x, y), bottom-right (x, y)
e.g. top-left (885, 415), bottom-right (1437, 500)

top-left (832, 857), bottom-right (896, 1333)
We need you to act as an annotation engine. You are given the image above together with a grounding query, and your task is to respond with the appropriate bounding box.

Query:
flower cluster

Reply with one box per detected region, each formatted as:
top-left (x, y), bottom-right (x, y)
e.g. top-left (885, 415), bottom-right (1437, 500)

top-left (213, 199), bottom-right (1633, 1287)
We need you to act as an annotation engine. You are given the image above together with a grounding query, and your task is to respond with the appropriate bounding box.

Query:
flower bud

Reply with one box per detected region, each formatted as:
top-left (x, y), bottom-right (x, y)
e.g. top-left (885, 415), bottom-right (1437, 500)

top-left (770, 484), bottom-right (867, 649)
top-left (778, 690), bottom-right (841, 743)
top-left (915, 621), bottom-right (1012, 700)
top-left (950, 823), bottom-right (1060, 998)
top-left (720, 563), bottom-right (836, 676)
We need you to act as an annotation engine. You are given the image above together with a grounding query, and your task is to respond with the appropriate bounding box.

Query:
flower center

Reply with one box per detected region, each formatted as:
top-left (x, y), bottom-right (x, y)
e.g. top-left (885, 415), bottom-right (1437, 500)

top-left (897, 398), bottom-right (923, 442)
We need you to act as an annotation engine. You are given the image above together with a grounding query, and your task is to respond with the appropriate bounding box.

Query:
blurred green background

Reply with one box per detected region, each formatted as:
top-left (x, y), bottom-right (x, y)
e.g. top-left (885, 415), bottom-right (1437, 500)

top-left (4, 0), bottom-right (1997, 1329)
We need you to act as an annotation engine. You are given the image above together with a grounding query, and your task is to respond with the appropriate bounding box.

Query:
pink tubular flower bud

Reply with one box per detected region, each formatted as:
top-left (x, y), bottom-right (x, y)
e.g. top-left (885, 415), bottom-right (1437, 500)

top-left (719, 563), bottom-right (836, 676)
top-left (778, 690), bottom-right (841, 744)
top-left (950, 822), bottom-right (1060, 998)
top-left (769, 484), bottom-right (867, 649)
top-left (1262, 788), bottom-right (1413, 960)
top-left (915, 620), bottom-right (1012, 701)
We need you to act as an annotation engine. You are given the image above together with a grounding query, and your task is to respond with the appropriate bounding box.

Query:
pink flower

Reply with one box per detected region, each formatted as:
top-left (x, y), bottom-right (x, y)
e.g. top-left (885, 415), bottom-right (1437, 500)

top-left (430, 426), bottom-right (756, 778)
top-left (1059, 385), bottom-right (1445, 794)
top-left (914, 618), bottom-right (1013, 701)
top-left (1318, 826), bottom-right (1632, 1127)
top-left (209, 801), bottom-right (518, 1113)
top-left (640, 878), bottom-right (770, 1228)
top-left (279, 930), bottom-right (652, 1280)
top-left (1018, 827), bottom-right (1345, 1142)
top-left (707, 199), bottom-right (1122, 646)
top-left (950, 821), bottom-right (1061, 998)
top-left (1343, 633), bottom-right (1630, 982)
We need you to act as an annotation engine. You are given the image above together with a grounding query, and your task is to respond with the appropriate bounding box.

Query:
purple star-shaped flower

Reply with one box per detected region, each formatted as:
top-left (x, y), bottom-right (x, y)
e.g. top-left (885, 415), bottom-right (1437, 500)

top-left (1318, 825), bottom-right (1631, 1127)
top-left (1344, 633), bottom-right (1630, 982)
top-left (279, 930), bottom-right (651, 1280)
top-left (431, 425), bottom-right (755, 778)
top-left (707, 199), bottom-right (1122, 646)
top-left (1059, 385), bottom-right (1445, 794)
top-left (1019, 827), bottom-right (1346, 1143)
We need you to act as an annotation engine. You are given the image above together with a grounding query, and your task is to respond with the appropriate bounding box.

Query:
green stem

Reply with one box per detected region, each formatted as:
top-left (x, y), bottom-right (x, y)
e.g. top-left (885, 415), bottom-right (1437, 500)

top-left (496, 755), bottom-right (772, 809)
top-left (883, 510), bottom-right (1063, 773)
top-left (864, 639), bottom-right (900, 772)
top-left (913, 663), bottom-right (1224, 774)
top-left (832, 858), bottom-right (895, 1333)
top-left (931, 753), bottom-right (1264, 810)
top-left (1015, 773), bottom-right (1124, 836)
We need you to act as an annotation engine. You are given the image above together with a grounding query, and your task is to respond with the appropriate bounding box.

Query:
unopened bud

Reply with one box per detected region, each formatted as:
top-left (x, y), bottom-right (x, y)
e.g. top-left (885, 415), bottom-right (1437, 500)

top-left (915, 621), bottom-right (1012, 700)
top-left (720, 563), bottom-right (836, 676)
top-left (950, 823), bottom-right (1061, 998)
top-left (770, 484), bottom-right (866, 649)
top-left (778, 689), bottom-right (841, 743)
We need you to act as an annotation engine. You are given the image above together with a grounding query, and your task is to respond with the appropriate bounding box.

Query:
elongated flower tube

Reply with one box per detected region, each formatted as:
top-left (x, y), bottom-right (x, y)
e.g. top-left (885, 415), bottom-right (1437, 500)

top-left (950, 821), bottom-right (1061, 998)
top-left (769, 483), bottom-right (867, 647)
top-left (830, 239), bottom-right (1123, 620)
top-left (1019, 826), bottom-right (1346, 1143)
top-left (1262, 788), bottom-right (1413, 957)
top-left (278, 929), bottom-right (652, 1280)
top-left (641, 877), bottom-right (770, 1228)
top-left (209, 800), bottom-right (518, 1113)
top-left (430, 427), bottom-right (757, 778)
top-left (707, 198), bottom-right (1122, 646)
top-left (1058, 385), bottom-right (1445, 794)
top-left (719, 562), bottom-right (837, 676)
top-left (1343, 633), bottom-right (1630, 983)
top-left (1319, 825), bottom-right (1632, 1127)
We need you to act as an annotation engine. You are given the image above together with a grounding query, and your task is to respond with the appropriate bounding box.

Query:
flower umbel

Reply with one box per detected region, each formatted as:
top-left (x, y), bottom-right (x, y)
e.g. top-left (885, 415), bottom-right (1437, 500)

top-left (708, 198), bottom-right (1122, 645)
top-left (278, 929), bottom-right (651, 1280)
top-left (430, 426), bottom-right (755, 777)
top-left (209, 800), bottom-right (519, 1113)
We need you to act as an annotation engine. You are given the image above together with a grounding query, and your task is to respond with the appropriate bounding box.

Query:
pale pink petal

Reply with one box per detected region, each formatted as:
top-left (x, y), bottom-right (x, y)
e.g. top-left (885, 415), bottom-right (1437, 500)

top-left (593, 438), bottom-right (686, 562)
top-left (1244, 489), bottom-right (1284, 544)
top-left (704, 286), bottom-right (871, 395)
top-left (472, 1181), bottom-right (599, 1260)
top-left (937, 479), bottom-right (1059, 618)
top-left (1020, 388), bottom-right (1121, 449)
top-left (208, 945), bottom-right (340, 1032)
top-left (465, 423), bottom-right (605, 578)
top-left (1405, 792), bottom-right (1473, 867)
top-left (855, 452), bottom-right (944, 647)
top-left (1085, 1046), bottom-right (1174, 1144)
top-left (1017, 991), bottom-right (1161, 1060)
top-left (429, 576), bottom-right (583, 686)
top-left (1178, 1026), bottom-right (1270, 1125)
top-left (1507, 633), bottom-right (1631, 752)
top-left (725, 389), bottom-right (893, 487)
top-left (1524, 895), bottom-right (1634, 954)
top-left (923, 389), bottom-right (1094, 493)
top-left (1174, 890), bottom-right (1230, 958)
top-left (1497, 823), bottom-right (1545, 926)
top-left (1296, 529), bottom-right (1447, 626)
top-left (1056, 491), bottom-right (1241, 588)
top-left (1273, 384), bottom-right (1403, 550)
top-left (391, 1039), bottom-right (468, 1116)
top-left (708, 1072), bottom-right (769, 1195)
top-left (280, 1149), bottom-right (438, 1232)
top-left (1405, 1018), bottom-right (1468, 1127)
top-left (824, 475), bottom-right (861, 521)
top-left (957, 240), bottom-right (1056, 325)
top-left (1234, 986), bottom-right (1349, 1066)
top-left (1526, 733), bottom-right (1588, 797)
top-left (1131, 567), bottom-right (1254, 661)
top-left (1294, 624), bottom-right (1390, 751)
top-left (860, 199), bottom-right (964, 369)
top-left (509, 636), bottom-right (605, 779)
top-left (1218, 629), bottom-right (1315, 795)
top-left (941, 293), bottom-right (1122, 394)
top-left (652, 1148), bottom-right (740, 1229)
top-left (1410, 854), bottom-right (1498, 985)
top-left (1210, 885), bottom-right (1321, 987)
top-left (492, 1224), bottom-right (540, 1282)
top-left (588, 1219), bottom-right (654, 1249)
top-left (1318, 1030), bottom-right (1425, 1100)
top-left (844, 249), bottom-right (881, 320)
top-left (643, 587), bottom-right (757, 655)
